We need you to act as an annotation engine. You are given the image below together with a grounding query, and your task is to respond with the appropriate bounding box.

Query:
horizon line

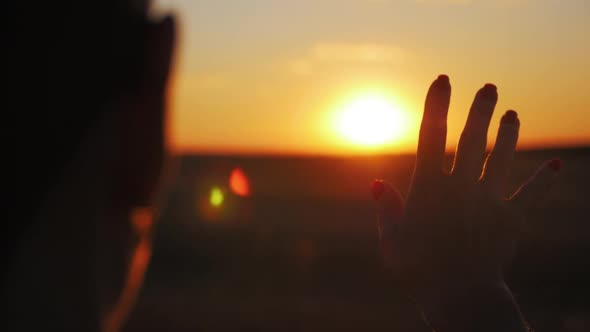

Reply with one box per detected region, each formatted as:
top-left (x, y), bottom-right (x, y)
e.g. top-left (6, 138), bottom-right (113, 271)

top-left (171, 142), bottom-right (590, 158)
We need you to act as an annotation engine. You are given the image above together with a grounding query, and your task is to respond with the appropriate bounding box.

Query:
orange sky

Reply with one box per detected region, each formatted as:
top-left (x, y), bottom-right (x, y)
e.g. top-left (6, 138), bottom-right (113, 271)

top-left (154, 0), bottom-right (590, 155)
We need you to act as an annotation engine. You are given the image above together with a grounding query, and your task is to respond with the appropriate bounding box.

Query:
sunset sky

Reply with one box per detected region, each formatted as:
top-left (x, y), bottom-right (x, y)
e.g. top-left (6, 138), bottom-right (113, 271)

top-left (154, 0), bottom-right (589, 155)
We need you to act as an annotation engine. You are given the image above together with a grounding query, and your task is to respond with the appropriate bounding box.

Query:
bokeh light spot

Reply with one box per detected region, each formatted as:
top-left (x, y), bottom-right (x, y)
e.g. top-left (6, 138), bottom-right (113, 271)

top-left (229, 168), bottom-right (251, 197)
top-left (210, 187), bottom-right (224, 207)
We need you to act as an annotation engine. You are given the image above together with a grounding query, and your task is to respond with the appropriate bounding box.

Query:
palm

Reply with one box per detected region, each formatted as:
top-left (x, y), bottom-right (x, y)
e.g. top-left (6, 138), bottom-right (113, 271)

top-left (400, 179), bottom-right (516, 293)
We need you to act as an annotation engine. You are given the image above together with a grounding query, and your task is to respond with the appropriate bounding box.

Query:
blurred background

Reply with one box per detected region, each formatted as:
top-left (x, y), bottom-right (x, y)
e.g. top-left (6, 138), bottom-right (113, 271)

top-left (126, 149), bottom-right (590, 332)
top-left (127, 1), bottom-right (589, 331)
top-left (154, 0), bottom-right (589, 156)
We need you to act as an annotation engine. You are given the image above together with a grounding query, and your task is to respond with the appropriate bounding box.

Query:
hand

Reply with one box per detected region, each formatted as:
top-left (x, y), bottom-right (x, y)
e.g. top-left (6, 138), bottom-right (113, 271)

top-left (372, 75), bottom-right (561, 331)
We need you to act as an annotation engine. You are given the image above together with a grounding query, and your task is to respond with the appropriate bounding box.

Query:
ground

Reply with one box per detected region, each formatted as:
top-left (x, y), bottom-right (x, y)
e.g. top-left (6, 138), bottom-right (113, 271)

top-left (126, 147), bottom-right (590, 332)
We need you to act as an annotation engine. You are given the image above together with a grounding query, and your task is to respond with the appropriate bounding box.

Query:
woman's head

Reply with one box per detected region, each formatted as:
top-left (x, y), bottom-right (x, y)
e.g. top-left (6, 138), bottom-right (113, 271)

top-left (3, 1), bottom-right (176, 331)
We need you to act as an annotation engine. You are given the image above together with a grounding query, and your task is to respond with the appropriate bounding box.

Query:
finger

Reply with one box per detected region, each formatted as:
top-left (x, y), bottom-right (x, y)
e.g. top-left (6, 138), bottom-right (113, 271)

top-left (415, 75), bottom-right (451, 181)
top-left (482, 110), bottom-right (520, 197)
top-left (452, 84), bottom-right (498, 182)
top-left (372, 180), bottom-right (404, 266)
top-left (510, 159), bottom-right (562, 210)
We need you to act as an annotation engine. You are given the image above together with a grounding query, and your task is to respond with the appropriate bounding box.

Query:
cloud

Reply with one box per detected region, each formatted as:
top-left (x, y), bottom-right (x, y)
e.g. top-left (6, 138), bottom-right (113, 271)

top-left (415, 0), bottom-right (472, 4)
top-left (312, 43), bottom-right (405, 63)
top-left (286, 42), bottom-right (406, 76)
top-left (415, 0), bottom-right (529, 5)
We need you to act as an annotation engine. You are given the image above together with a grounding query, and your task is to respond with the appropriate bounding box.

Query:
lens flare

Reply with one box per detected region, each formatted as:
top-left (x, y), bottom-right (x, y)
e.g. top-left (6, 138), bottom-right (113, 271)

top-left (229, 168), bottom-right (251, 197)
top-left (209, 187), bottom-right (224, 207)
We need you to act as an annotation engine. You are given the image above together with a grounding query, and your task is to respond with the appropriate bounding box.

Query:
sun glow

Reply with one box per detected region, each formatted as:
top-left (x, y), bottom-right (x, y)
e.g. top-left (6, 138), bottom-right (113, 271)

top-left (336, 95), bottom-right (409, 147)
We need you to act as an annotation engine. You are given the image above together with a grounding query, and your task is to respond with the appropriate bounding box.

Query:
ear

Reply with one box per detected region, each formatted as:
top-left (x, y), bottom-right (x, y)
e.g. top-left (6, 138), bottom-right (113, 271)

top-left (143, 15), bottom-right (176, 94)
top-left (113, 16), bottom-right (176, 210)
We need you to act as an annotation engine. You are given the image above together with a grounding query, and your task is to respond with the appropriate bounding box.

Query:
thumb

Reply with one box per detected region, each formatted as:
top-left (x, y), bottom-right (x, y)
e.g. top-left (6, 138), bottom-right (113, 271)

top-left (371, 180), bottom-right (405, 266)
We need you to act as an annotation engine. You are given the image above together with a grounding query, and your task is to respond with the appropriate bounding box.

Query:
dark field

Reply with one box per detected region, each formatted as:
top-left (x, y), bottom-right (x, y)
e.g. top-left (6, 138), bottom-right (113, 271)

top-left (126, 147), bottom-right (590, 332)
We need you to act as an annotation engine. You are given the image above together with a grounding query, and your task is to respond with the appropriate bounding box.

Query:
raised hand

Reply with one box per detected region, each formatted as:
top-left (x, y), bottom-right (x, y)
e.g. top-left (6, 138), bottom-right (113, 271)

top-left (372, 75), bottom-right (561, 332)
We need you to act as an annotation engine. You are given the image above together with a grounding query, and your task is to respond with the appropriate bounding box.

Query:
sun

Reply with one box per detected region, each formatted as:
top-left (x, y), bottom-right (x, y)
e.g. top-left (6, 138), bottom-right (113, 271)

top-left (336, 95), bottom-right (408, 147)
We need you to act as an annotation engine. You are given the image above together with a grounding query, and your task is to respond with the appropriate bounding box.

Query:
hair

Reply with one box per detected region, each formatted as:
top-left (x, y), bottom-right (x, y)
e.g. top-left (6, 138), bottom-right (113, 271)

top-left (3, 0), bottom-right (151, 273)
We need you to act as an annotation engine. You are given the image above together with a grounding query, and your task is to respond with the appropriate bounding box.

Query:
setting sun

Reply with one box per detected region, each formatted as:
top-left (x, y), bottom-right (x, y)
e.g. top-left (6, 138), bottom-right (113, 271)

top-left (336, 95), bottom-right (409, 147)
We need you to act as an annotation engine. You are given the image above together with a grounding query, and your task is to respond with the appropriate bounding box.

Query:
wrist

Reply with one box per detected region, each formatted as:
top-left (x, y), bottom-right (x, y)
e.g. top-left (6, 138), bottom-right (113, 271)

top-left (416, 281), bottom-right (529, 332)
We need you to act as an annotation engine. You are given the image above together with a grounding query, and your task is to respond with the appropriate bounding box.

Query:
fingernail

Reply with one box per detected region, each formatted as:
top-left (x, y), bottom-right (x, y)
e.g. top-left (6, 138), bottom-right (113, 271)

top-left (371, 180), bottom-right (385, 200)
top-left (548, 158), bottom-right (563, 171)
top-left (481, 83), bottom-right (497, 100)
top-left (437, 74), bottom-right (449, 83)
top-left (502, 110), bottom-right (518, 124)
top-left (434, 74), bottom-right (450, 89)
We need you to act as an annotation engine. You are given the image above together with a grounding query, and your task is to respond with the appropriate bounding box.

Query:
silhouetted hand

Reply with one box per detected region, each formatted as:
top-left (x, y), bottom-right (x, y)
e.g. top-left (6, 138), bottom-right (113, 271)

top-left (373, 75), bottom-right (561, 331)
